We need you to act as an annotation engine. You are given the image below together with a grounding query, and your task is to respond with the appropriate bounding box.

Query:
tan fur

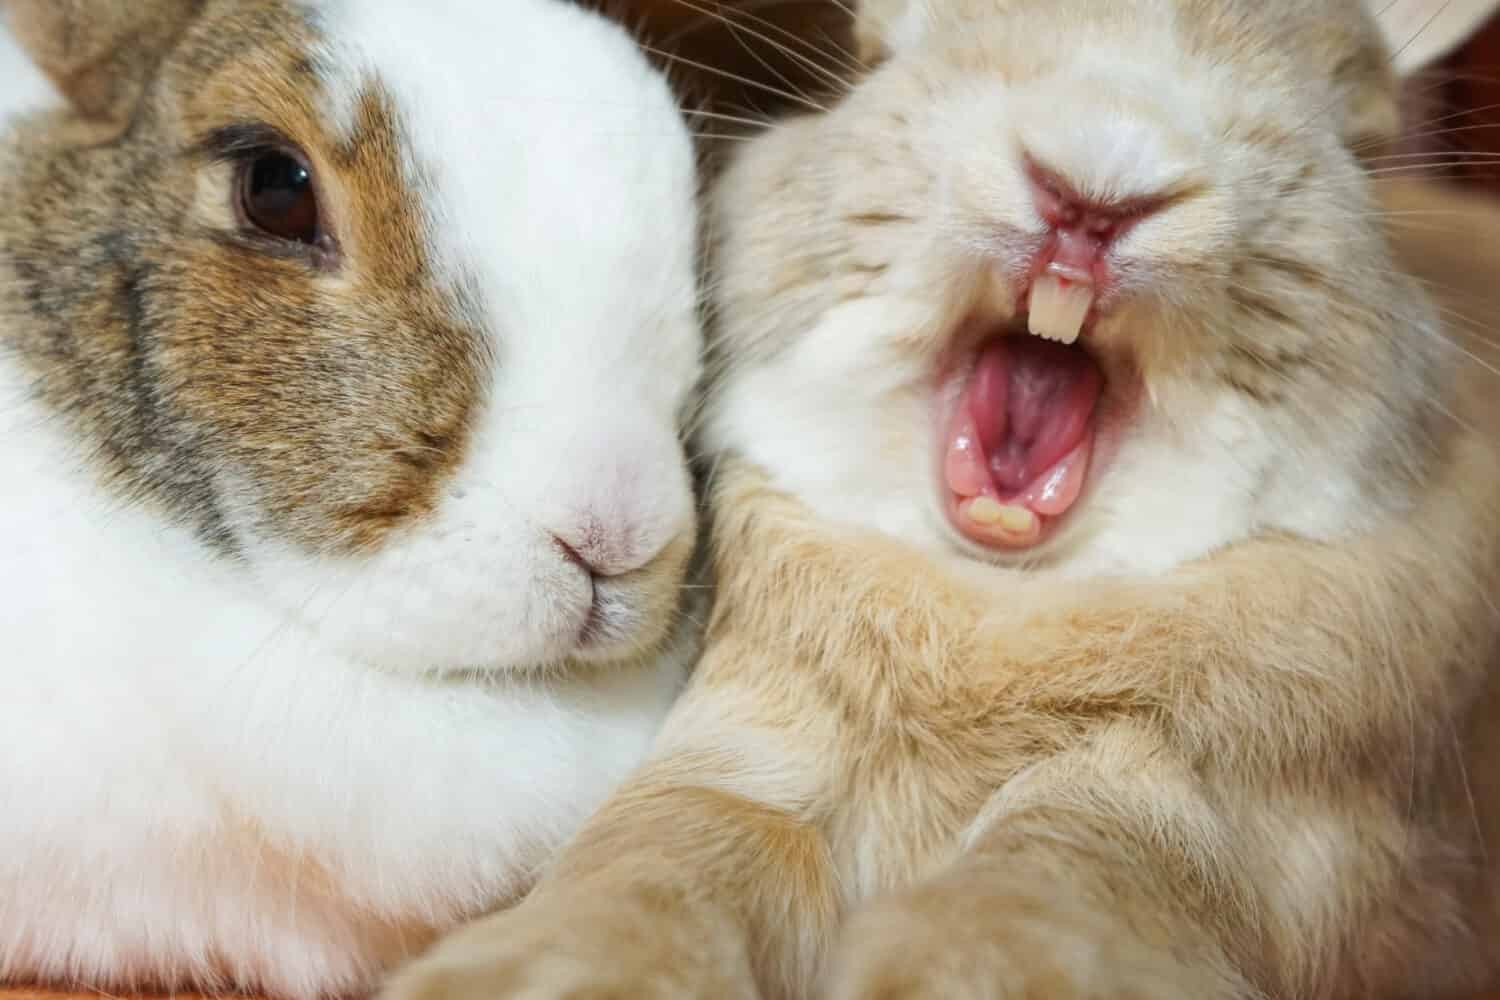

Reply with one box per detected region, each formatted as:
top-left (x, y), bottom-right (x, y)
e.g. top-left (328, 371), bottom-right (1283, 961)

top-left (384, 178), bottom-right (1500, 1000)
top-left (382, 2), bottom-right (1500, 997)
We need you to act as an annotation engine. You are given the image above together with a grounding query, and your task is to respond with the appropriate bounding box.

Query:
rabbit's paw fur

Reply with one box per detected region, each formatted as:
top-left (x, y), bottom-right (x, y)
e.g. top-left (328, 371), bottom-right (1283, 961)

top-left (381, 893), bottom-right (757, 1000)
top-left (823, 882), bottom-right (1244, 1000)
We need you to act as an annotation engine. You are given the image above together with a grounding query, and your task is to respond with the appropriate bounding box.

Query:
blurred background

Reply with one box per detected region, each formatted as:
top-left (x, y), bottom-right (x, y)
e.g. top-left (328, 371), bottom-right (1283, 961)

top-left (1423, 8), bottom-right (1500, 196)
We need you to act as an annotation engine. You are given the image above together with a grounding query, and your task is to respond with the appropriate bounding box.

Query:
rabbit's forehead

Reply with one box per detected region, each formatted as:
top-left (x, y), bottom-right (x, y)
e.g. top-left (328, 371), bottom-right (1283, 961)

top-left (295, 0), bottom-right (700, 356)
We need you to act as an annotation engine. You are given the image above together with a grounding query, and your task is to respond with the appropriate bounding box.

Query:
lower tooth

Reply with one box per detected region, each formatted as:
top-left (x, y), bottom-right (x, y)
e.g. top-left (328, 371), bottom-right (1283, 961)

top-left (1028, 274), bottom-right (1094, 346)
top-left (964, 497), bottom-right (1037, 534)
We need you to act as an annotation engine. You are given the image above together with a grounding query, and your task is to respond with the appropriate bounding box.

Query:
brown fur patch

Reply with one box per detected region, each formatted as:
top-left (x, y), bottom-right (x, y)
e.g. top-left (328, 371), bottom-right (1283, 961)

top-left (0, 0), bottom-right (487, 556)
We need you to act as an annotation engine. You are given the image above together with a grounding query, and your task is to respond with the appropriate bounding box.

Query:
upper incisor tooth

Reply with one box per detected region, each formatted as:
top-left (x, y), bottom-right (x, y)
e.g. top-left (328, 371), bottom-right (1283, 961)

top-left (1027, 274), bottom-right (1092, 346)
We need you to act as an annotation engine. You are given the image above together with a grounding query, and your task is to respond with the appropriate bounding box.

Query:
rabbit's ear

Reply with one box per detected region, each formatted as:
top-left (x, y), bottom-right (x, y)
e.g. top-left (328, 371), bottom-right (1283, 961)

top-left (853, 0), bottom-right (930, 66)
top-left (3, 0), bottom-right (202, 126)
top-left (1369, 0), bottom-right (1499, 74)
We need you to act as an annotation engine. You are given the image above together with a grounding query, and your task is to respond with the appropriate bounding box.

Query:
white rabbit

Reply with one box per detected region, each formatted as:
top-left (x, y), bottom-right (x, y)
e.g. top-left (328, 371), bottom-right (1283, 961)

top-left (0, 1), bottom-right (702, 996)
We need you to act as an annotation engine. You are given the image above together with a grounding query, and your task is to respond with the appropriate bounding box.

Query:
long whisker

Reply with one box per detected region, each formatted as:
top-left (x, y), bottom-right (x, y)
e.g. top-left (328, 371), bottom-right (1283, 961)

top-left (720, 21), bottom-right (838, 108)
top-left (1392, 100), bottom-right (1500, 134)
top-left (1366, 150), bottom-right (1500, 163)
top-left (661, 0), bottom-right (864, 83)
top-left (641, 42), bottom-right (830, 113)
top-left (683, 106), bottom-right (778, 130)
top-left (1385, 122), bottom-right (1500, 148)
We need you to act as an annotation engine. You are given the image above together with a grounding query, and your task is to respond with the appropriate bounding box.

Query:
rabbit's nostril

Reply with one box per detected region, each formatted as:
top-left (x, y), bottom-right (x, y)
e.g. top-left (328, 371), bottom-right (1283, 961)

top-left (553, 534), bottom-right (600, 578)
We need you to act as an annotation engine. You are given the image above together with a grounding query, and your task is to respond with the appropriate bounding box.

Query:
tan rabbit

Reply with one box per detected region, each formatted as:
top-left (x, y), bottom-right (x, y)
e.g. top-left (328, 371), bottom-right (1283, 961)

top-left (382, 0), bottom-right (1500, 997)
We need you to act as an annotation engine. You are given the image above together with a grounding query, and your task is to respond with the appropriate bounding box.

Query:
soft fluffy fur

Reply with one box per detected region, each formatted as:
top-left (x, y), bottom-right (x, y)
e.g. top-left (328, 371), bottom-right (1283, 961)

top-left (383, 1), bottom-right (1500, 998)
top-left (0, 0), bottom-right (701, 995)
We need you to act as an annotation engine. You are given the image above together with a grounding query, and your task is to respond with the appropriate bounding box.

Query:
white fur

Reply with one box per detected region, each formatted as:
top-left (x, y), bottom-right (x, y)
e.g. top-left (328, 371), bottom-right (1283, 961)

top-left (238, 0), bottom-right (702, 674)
top-left (0, 18), bottom-right (57, 121)
top-left (0, 1), bottom-right (700, 995)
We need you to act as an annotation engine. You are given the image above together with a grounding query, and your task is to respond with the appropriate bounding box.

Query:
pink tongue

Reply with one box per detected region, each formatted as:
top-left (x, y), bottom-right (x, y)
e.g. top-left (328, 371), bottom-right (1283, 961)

top-left (968, 337), bottom-right (1102, 499)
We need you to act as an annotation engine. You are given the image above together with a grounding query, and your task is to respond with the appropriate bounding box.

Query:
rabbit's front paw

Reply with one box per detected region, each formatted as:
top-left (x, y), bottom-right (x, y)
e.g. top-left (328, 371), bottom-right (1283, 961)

top-left (381, 893), bottom-right (757, 1000)
top-left (824, 882), bottom-right (1238, 1000)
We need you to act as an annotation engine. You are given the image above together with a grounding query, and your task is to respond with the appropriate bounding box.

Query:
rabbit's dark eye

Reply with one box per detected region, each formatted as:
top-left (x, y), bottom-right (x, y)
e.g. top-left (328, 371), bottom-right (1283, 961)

top-left (239, 151), bottom-right (320, 245)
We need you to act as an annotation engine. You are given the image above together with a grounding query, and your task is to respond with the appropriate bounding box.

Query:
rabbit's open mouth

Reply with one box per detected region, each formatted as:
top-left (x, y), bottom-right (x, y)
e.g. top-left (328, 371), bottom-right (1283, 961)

top-left (940, 329), bottom-right (1101, 549)
top-left (936, 270), bottom-right (1144, 553)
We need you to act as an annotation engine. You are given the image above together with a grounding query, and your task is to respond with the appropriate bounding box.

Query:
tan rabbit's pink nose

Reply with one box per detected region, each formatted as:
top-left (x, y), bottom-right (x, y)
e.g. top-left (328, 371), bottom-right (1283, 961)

top-left (1020, 155), bottom-right (1172, 346)
top-left (1025, 156), bottom-right (1168, 287)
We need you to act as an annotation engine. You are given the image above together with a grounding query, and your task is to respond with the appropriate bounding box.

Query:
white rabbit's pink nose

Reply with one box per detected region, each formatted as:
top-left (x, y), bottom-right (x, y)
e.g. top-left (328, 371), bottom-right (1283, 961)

top-left (551, 515), bottom-right (648, 578)
top-left (551, 509), bottom-right (680, 578)
top-left (545, 435), bottom-right (694, 579)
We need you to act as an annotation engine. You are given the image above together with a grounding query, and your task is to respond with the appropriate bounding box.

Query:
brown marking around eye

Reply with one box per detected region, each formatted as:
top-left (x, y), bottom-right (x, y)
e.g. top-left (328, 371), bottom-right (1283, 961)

top-left (174, 24), bottom-right (490, 553)
top-left (0, 2), bottom-right (489, 559)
